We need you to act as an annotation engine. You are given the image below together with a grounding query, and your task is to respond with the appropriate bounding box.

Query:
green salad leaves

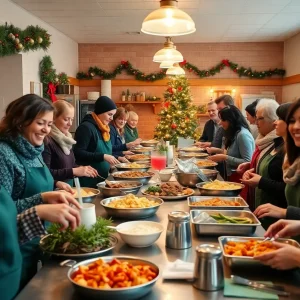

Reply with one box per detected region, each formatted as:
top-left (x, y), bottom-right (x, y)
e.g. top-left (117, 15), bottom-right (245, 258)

top-left (41, 217), bottom-right (115, 254)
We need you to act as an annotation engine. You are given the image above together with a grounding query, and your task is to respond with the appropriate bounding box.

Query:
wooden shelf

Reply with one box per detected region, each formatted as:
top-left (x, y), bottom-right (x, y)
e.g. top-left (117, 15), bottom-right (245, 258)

top-left (115, 101), bottom-right (162, 114)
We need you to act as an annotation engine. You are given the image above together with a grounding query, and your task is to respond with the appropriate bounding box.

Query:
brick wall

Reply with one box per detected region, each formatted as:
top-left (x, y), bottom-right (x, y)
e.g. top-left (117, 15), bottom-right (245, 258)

top-left (78, 42), bottom-right (284, 139)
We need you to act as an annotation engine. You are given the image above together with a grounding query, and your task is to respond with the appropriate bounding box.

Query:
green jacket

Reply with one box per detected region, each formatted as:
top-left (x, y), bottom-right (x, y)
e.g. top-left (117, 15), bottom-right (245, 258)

top-left (124, 124), bottom-right (139, 143)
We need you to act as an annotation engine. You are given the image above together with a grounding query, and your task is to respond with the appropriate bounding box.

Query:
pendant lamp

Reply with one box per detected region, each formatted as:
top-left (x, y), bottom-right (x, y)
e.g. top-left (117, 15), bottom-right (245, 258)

top-left (153, 37), bottom-right (183, 63)
top-left (160, 61), bottom-right (175, 68)
top-left (141, 0), bottom-right (196, 36)
top-left (166, 63), bottom-right (185, 75)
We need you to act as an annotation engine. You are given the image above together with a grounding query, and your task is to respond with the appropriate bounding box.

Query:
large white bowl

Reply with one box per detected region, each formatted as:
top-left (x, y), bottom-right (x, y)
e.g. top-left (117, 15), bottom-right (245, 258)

top-left (116, 221), bottom-right (164, 247)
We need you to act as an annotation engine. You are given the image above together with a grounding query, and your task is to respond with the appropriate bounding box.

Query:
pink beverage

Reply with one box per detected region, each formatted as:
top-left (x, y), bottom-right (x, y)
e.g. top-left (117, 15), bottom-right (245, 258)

top-left (151, 156), bottom-right (167, 171)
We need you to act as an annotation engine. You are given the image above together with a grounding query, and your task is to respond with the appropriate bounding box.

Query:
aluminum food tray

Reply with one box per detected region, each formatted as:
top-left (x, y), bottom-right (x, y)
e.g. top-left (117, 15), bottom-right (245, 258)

top-left (190, 210), bottom-right (260, 236)
top-left (188, 196), bottom-right (248, 210)
top-left (218, 236), bottom-right (300, 268)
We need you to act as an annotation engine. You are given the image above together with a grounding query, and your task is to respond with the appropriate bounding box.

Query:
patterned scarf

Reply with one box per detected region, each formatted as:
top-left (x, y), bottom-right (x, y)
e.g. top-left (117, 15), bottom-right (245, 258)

top-left (254, 129), bottom-right (278, 171)
top-left (283, 155), bottom-right (300, 186)
top-left (0, 134), bottom-right (43, 159)
top-left (50, 124), bottom-right (76, 155)
top-left (91, 112), bottom-right (110, 142)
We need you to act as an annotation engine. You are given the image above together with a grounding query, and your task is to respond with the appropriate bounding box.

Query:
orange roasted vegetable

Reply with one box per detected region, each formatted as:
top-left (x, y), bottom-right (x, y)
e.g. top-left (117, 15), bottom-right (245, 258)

top-left (72, 258), bottom-right (158, 289)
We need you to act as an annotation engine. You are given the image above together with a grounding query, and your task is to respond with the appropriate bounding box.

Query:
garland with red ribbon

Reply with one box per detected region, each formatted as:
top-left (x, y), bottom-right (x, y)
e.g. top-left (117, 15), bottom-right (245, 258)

top-left (76, 59), bottom-right (285, 81)
top-left (47, 82), bottom-right (57, 102)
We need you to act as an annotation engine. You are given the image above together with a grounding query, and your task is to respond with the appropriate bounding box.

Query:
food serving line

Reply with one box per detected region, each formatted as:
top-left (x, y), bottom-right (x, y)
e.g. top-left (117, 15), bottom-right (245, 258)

top-left (16, 174), bottom-right (300, 300)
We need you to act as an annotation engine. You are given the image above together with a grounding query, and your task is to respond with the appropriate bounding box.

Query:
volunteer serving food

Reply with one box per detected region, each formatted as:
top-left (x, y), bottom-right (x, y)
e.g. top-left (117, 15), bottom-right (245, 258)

top-left (0, 94), bottom-right (81, 289)
top-left (43, 100), bottom-right (98, 185)
top-left (74, 96), bottom-right (120, 187)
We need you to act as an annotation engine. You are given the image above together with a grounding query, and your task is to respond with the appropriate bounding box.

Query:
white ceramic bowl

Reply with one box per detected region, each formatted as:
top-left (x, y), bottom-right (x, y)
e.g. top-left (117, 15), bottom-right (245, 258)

top-left (116, 221), bottom-right (164, 247)
top-left (158, 169), bottom-right (173, 182)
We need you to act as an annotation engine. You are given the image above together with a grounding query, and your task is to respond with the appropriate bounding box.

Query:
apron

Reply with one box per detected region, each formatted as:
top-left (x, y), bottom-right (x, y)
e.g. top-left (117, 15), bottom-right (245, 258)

top-left (0, 186), bottom-right (22, 300)
top-left (79, 136), bottom-right (112, 188)
top-left (16, 153), bottom-right (54, 290)
top-left (255, 153), bottom-right (277, 229)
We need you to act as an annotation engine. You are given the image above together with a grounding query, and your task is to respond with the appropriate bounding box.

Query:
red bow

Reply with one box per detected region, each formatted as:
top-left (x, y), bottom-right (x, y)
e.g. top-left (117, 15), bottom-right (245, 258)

top-left (179, 59), bottom-right (187, 66)
top-left (222, 59), bottom-right (230, 67)
top-left (47, 82), bottom-right (57, 102)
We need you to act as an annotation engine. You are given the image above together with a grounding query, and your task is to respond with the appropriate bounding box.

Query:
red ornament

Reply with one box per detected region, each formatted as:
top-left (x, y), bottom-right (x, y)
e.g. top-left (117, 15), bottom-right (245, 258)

top-left (189, 68), bottom-right (193, 72)
top-left (167, 87), bottom-right (173, 94)
top-left (185, 117), bottom-right (189, 121)
top-left (171, 123), bottom-right (177, 129)
top-left (164, 101), bottom-right (171, 108)
top-left (15, 33), bottom-right (19, 38)
top-left (233, 68), bottom-right (237, 73)
top-left (222, 59), bottom-right (230, 67)
top-left (177, 86), bottom-right (183, 92)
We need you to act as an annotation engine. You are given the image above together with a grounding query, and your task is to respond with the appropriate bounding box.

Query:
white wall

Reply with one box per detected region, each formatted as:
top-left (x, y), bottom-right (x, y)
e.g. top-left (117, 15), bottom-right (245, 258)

top-left (0, 0), bottom-right (78, 97)
top-left (283, 32), bottom-right (300, 102)
top-left (0, 54), bottom-right (23, 119)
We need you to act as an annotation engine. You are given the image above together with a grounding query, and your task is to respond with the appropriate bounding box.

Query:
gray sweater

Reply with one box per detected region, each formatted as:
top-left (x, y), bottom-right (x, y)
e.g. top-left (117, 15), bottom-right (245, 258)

top-left (226, 127), bottom-right (255, 175)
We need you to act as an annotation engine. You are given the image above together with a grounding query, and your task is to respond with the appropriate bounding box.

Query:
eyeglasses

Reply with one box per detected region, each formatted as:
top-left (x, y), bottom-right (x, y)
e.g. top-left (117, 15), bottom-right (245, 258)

top-left (256, 117), bottom-right (265, 122)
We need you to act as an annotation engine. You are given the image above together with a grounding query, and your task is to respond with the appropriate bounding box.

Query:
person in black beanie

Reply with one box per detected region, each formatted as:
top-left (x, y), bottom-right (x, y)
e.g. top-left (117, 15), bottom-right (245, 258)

top-left (73, 96), bottom-right (119, 187)
top-left (245, 99), bottom-right (259, 139)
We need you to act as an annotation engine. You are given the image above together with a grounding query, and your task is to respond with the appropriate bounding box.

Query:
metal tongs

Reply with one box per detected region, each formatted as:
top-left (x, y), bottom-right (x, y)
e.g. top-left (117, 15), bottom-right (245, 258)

top-left (231, 275), bottom-right (290, 297)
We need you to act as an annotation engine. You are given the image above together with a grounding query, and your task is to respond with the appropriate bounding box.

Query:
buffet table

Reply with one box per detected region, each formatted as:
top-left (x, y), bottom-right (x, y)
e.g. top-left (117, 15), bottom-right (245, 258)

top-left (16, 187), bottom-right (300, 300)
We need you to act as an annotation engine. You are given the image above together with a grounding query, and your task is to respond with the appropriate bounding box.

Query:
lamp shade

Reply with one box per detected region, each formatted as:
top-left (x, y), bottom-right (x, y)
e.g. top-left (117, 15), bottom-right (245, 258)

top-left (166, 63), bottom-right (185, 75)
top-left (141, 0), bottom-right (196, 36)
top-left (160, 61), bottom-right (176, 68)
top-left (153, 37), bottom-right (183, 63)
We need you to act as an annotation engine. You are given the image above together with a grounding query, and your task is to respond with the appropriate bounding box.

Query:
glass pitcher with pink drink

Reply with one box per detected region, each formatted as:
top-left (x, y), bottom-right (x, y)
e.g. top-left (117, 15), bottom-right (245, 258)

top-left (151, 150), bottom-right (167, 183)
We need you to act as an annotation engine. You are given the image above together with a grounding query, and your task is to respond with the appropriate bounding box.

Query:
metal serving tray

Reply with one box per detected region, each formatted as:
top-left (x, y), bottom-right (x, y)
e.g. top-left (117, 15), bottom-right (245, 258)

top-left (218, 236), bottom-right (300, 268)
top-left (100, 195), bottom-right (163, 219)
top-left (188, 196), bottom-right (248, 210)
top-left (196, 182), bottom-right (244, 197)
top-left (190, 210), bottom-right (260, 236)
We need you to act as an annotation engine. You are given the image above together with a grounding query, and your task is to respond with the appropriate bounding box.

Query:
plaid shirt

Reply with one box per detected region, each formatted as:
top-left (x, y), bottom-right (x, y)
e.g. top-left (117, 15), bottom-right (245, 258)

top-left (17, 207), bottom-right (46, 244)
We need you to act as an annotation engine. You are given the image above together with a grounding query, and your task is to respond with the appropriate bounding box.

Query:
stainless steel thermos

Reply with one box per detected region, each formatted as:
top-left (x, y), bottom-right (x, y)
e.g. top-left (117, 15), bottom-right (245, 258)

top-left (193, 244), bottom-right (224, 291)
top-left (166, 211), bottom-right (192, 249)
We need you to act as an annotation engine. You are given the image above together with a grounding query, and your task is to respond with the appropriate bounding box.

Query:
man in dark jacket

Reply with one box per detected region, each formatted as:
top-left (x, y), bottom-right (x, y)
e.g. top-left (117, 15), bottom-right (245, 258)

top-left (196, 101), bottom-right (220, 148)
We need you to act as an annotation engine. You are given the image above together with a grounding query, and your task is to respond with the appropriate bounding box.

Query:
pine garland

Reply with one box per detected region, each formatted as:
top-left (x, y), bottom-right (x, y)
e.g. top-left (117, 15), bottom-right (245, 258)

top-left (39, 56), bottom-right (69, 99)
top-left (0, 23), bottom-right (51, 57)
top-left (76, 59), bottom-right (285, 81)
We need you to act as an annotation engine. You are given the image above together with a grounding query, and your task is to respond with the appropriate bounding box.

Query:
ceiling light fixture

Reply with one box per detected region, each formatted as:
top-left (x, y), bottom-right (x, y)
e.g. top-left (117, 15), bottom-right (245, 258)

top-left (166, 63), bottom-right (185, 75)
top-left (153, 37), bottom-right (183, 63)
top-left (160, 61), bottom-right (176, 68)
top-left (141, 0), bottom-right (196, 36)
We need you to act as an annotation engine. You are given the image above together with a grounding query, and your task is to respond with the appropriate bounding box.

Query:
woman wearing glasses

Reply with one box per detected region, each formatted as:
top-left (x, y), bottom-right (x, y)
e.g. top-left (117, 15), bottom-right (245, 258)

top-left (109, 107), bottom-right (141, 162)
top-left (241, 101), bottom-right (290, 229)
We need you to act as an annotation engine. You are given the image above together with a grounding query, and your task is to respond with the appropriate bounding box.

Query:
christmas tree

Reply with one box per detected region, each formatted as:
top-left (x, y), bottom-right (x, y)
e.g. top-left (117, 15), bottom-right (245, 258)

top-left (154, 75), bottom-right (199, 145)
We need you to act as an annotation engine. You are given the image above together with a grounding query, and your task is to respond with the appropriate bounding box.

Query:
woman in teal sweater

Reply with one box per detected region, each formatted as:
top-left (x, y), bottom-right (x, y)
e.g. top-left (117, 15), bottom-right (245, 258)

top-left (254, 99), bottom-right (300, 220)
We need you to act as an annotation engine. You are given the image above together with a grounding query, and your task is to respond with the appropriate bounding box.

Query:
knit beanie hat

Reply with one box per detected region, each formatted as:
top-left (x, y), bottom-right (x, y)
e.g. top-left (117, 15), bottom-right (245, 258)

top-left (94, 96), bottom-right (117, 114)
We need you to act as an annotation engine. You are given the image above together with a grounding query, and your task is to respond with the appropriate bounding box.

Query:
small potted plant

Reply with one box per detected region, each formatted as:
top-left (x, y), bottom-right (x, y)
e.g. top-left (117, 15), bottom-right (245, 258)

top-left (56, 72), bottom-right (74, 94)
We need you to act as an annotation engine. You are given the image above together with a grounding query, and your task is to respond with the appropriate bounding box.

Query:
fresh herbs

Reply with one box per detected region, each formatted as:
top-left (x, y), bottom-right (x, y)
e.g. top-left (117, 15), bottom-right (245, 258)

top-left (41, 217), bottom-right (115, 254)
top-left (158, 144), bottom-right (168, 154)
top-left (146, 186), bottom-right (162, 193)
